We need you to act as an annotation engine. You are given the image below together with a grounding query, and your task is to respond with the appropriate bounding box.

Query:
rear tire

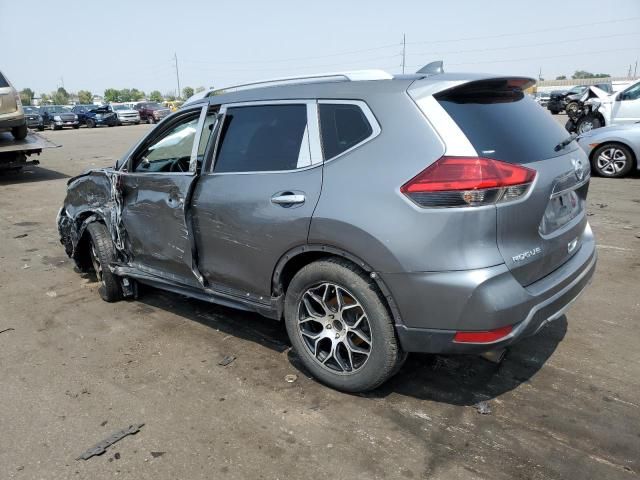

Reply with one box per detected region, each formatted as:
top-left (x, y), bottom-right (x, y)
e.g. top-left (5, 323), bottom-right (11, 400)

top-left (591, 143), bottom-right (634, 178)
top-left (37, 125), bottom-right (45, 131)
top-left (86, 222), bottom-right (122, 302)
top-left (284, 258), bottom-right (404, 392)
top-left (11, 124), bottom-right (28, 140)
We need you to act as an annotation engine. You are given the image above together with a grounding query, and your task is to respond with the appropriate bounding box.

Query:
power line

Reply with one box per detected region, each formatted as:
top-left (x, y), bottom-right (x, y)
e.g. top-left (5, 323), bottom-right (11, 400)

top-left (411, 31), bottom-right (640, 57)
top-left (406, 16), bottom-right (640, 46)
top-left (405, 46), bottom-right (640, 68)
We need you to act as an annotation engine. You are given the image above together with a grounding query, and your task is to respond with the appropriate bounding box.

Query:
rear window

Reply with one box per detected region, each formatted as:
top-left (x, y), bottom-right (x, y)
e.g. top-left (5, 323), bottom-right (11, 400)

top-left (214, 104), bottom-right (308, 173)
top-left (0, 72), bottom-right (9, 88)
top-left (319, 103), bottom-right (373, 159)
top-left (436, 83), bottom-right (574, 163)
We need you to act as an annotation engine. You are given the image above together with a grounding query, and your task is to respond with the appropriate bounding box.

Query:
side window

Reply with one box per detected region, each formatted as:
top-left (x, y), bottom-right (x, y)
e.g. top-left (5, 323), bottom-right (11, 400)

top-left (622, 83), bottom-right (640, 101)
top-left (319, 103), bottom-right (373, 160)
top-left (133, 114), bottom-right (199, 173)
top-left (214, 104), bottom-right (308, 173)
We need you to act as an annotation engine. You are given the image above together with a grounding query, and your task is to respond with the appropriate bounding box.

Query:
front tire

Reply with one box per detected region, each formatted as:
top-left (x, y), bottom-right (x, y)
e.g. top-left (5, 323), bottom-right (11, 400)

top-left (591, 143), bottom-right (634, 178)
top-left (576, 114), bottom-right (602, 134)
top-left (148, 116), bottom-right (155, 124)
top-left (284, 258), bottom-right (404, 392)
top-left (86, 119), bottom-right (96, 128)
top-left (86, 222), bottom-right (122, 302)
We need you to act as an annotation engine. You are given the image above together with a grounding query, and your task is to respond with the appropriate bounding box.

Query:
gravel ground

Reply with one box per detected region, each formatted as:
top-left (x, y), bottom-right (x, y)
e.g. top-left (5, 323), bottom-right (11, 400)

top-left (0, 121), bottom-right (638, 480)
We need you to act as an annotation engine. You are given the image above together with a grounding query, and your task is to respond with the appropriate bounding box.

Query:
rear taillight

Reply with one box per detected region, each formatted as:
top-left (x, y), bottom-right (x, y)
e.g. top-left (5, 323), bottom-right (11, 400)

top-left (401, 156), bottom-right (536, 207)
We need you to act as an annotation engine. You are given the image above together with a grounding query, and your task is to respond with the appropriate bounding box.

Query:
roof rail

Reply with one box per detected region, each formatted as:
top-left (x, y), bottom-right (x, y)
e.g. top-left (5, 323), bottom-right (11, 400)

top-left (212, 69), bottom-right (393, 94)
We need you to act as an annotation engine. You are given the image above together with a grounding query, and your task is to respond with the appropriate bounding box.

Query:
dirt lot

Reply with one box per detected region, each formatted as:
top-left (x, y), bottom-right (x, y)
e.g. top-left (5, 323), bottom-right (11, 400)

top-left (0, 122), bottom-right (638, 480)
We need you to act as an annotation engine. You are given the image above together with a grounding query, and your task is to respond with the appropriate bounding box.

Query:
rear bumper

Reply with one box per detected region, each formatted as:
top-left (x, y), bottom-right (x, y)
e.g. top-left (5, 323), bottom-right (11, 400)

top-left (386, 224), bottom-right (597, 353)
top-left (0, 114), bottom-right (26, 129)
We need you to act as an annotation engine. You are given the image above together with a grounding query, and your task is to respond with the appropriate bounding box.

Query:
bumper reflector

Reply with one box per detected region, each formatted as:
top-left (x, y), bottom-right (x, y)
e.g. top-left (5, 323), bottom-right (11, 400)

top-left (453, 325), bottom-right (513, 344)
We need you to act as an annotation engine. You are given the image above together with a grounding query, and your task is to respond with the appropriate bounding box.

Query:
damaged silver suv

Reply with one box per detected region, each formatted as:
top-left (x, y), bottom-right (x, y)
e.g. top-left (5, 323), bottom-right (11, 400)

top-left (58, 67), bottom-right (596, 392)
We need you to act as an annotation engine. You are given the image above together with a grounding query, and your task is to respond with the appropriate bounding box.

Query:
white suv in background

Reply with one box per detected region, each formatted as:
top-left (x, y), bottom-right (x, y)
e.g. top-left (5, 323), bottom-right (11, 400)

top-left (0, 70), bottom-right (27, 140)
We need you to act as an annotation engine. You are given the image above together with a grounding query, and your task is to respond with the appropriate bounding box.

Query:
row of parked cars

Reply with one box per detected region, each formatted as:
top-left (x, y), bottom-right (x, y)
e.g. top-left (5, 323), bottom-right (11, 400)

top-left (22, 102), bottom-right (172, 131)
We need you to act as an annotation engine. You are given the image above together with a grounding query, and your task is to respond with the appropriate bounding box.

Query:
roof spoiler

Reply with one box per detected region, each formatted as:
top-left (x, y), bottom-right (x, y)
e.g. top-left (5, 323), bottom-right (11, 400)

top-left (416, 61), bottom-right (444, 76)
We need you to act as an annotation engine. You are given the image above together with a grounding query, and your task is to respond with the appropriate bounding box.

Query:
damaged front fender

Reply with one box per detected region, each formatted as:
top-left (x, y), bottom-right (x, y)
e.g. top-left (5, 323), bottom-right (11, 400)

top-left (57, 168), bottom-right (129, 265)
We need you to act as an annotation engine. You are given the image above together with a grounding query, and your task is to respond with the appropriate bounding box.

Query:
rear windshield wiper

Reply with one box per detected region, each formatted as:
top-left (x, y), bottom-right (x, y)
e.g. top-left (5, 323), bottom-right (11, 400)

top-left (554, 133), bottom-right (577, 152)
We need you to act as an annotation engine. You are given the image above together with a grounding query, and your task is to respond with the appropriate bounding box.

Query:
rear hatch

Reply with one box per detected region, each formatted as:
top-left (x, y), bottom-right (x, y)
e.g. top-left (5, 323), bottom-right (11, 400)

top-left (0, 72), bottom-right (18, 115)
top-left (433, 79), bottom-right (590, 286)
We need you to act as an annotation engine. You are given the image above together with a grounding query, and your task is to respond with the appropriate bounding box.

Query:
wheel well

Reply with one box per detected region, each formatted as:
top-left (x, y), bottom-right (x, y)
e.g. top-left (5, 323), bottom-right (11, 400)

top-left (589, 141), bottom-right (637, 168)
top-left (72, 213), bottom-right (104, 272)
top-left (273, 248), bottom-right (403, 325)
top-left (275, 251), bottom-right (331, 297)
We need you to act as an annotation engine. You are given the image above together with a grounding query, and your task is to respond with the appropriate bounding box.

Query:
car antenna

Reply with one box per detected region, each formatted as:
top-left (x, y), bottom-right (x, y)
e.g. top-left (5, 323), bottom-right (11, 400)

top-left (416, 60), bottom-right (444, 76)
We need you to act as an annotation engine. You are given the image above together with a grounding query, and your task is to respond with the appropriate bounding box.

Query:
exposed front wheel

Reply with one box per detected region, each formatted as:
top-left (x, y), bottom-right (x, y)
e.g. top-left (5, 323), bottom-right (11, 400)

top-left (284, 259), bottom-right (405, 392)
top-left (86, 222), bottom-right (123, 302)
top-left (576, 115), bottom-right (602, 135)
top-left (591, 143), bottom-right (634, 178)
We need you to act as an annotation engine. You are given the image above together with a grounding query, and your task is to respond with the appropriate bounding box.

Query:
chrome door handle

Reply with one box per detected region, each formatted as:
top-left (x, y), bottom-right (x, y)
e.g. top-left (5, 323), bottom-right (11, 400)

top-left (271, 193), bottom-right (305, 205)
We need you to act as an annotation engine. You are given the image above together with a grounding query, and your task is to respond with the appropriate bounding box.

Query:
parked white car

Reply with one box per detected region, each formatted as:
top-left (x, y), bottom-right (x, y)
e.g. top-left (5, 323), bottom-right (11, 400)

top-left (587, 80), bottom-right (640, 127)
top-left (110, 104), bottom-right (141, 125)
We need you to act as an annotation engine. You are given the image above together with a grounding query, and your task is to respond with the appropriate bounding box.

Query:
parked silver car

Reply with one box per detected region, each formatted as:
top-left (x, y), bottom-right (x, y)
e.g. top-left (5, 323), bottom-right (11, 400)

top-left (57, 69), bottom-right (597, 392)
top-left (0, 69), bottom-right (27, 140)
top-left (577, 123), bottom-right (640, 177)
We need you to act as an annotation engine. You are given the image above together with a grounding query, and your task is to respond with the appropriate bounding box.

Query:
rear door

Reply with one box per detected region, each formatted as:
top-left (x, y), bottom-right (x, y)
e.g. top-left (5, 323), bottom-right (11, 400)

top-left (434, 80), bottom-right (591, 286)
top-left (0, 72), bottom-right (18, 115)
top-left (611, 81), bottom-right (640, 125)
top-left (190, 100), bottom-right (323, 299)
top-left (118, 105), bottom-right (209, 288)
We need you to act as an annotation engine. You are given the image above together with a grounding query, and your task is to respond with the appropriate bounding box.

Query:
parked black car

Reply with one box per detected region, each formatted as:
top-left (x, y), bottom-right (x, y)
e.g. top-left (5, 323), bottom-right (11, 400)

top-left (23, 106), bottom-right (44, 131)
top-left (547, 83), bottom-right (612, 114)
top-left (71, 105), bottom-right (118, 128)
top-left (40, 105), bottom-right (80, 130)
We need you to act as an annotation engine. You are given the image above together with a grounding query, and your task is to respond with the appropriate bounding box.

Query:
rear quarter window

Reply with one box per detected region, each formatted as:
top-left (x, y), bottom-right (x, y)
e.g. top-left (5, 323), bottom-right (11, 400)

top-left (0, 72), bottom-right (9, 88)
top-left (436, 85), bottom-right (573, 163)
top-left (319, 103), bottom-right (373, 159)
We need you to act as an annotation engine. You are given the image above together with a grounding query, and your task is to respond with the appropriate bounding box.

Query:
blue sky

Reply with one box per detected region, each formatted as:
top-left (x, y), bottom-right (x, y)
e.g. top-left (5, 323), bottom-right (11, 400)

top-left (1, 0), bottom-right (639, 96)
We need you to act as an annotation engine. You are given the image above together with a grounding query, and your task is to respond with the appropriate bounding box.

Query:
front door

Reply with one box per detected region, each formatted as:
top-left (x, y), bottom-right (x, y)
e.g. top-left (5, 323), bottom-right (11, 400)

top-left (611, 82), bottom-right (640, 124)
top-left (191, 101), bottom-right (323, 299)
top-left (119, 105), bottom-right (210, 288)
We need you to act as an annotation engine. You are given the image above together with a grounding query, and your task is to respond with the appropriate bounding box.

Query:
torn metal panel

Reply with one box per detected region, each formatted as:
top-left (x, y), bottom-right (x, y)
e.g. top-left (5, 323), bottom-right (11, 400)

top-left (76, 423), bottom-right (144, 460)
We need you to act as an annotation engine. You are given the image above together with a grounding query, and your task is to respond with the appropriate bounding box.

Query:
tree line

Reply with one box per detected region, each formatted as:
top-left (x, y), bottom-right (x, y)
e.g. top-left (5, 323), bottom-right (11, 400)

top-left (19, 86), bottom-right (208, 106)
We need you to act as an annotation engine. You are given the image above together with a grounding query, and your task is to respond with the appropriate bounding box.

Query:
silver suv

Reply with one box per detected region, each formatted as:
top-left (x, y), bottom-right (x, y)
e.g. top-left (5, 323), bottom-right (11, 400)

top-left (0, 70), bottom-right (27, 140)
top-left (58, 69), bottom-right (596, 392)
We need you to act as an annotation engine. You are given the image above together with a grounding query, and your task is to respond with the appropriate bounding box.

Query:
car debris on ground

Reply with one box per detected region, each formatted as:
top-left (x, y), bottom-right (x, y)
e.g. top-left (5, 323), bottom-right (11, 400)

top-left (473, 401), bottom-right (492, 415)
top-left (76, 423), bottom-right (144, 461)
top-left (218, 355), bottom-right (236, 366)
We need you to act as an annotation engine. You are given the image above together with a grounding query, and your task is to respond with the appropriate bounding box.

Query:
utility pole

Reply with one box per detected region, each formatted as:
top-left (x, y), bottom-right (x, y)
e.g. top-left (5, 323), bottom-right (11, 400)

top-left (538, 67), bottom-right (542, 81)
top-left (401, 34), bottom-right (406, 74)
top-left (174, 52), bottom-right (181, 99)
top-left (634, 59), bottom-right (638, 78)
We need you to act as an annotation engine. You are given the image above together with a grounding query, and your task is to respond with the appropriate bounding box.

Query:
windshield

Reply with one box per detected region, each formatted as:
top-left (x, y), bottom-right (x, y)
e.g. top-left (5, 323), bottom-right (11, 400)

top-left (112, 105), bottom-right (130, 111)
top-left (568, 86), bottom-right (587, 94)
top-left (146, 103), bottom-right (162, 109)
top-left (46, 106), bottom-right (71, 113)
top-left (23, 106), bottom-right (40, 114)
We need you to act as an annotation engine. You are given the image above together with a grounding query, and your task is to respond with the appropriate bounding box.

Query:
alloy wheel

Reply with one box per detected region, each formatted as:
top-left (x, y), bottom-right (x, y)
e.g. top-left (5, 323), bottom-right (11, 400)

top-left (597, 148), bottom-right (627, 175)
top-left (297, 283), bottom-right (373, 374)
